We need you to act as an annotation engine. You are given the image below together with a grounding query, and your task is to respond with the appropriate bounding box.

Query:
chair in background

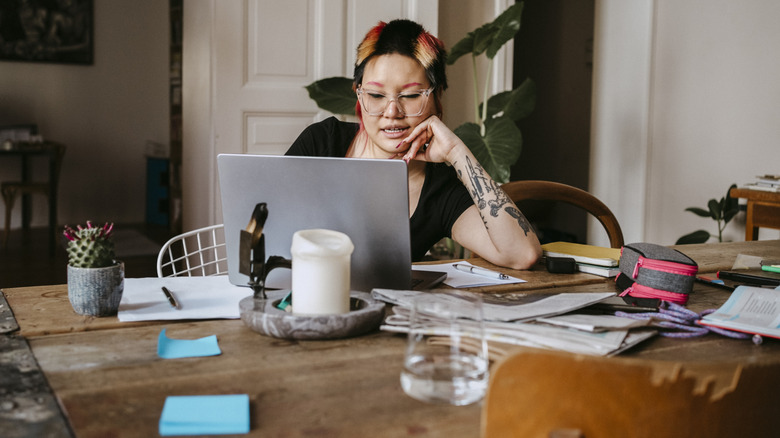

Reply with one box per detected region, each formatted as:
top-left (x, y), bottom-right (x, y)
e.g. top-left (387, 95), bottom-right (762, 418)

top-left (156, 224), bottom-right (227, 277)
top-left (500, 180), bottom-right (624, 248)
top-left (2, 141), bottom-right (66, 254)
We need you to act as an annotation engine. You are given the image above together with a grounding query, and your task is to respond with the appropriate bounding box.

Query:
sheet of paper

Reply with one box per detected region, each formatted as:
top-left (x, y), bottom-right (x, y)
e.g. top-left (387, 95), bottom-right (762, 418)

top-left (159, 394), bottom-right (250, 436)
top-left (381, 307), bottom-right (655, 356)
top-left (537, 314), bottom-right (651, 332)
top-left (118, 276), bottom-right (252, 322)
top-left (372, 289), bottom-right (615, 322)
top-left (413, 261), bottom-right (526, 288)
top-left (157, 328), bottom-right (222, 359)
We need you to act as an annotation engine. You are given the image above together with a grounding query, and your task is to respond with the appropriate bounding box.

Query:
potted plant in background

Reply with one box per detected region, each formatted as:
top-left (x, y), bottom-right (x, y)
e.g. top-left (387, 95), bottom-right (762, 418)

top-left (304, 1), bottom-right (534, 183)
top-left (676, 184), bottom-right (739, 244)
top-left (64, 221), bottom-right (124, 316)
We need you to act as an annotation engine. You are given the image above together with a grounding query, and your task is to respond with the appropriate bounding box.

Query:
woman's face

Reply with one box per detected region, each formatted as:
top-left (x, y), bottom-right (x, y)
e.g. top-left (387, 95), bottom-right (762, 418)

top-left (358, 53), bottom-right (436, 157)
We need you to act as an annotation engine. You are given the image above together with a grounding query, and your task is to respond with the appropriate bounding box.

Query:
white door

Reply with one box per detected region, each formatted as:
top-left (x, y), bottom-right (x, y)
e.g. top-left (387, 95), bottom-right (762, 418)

top-left (183, 0), bottom-right (438, 230)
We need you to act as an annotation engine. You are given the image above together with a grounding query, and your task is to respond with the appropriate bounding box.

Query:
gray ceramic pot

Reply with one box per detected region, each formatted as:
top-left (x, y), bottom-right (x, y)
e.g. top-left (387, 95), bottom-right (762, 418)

top-left (67, 261), bottom-right (125, 316)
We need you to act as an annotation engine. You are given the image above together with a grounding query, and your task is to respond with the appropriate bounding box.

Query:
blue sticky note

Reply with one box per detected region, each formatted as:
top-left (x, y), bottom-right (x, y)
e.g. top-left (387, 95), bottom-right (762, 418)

top-left (157, 328), bottom-right (222, 359)
top-left (159, 394), bottom-right (250, 435)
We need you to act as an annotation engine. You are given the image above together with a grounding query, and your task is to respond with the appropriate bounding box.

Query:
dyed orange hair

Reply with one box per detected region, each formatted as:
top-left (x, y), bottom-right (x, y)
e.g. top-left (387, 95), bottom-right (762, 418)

top-left (353, 19), bottom-right (447, 119)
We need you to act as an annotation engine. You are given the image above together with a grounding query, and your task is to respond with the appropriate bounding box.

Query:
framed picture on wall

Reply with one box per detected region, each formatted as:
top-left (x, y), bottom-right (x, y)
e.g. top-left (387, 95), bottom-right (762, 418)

top-left (0, 0), bottom-right (93, 65)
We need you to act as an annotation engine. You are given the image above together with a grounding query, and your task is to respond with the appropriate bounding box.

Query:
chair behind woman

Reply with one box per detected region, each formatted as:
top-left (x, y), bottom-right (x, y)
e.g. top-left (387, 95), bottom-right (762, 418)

top-left (500, 180), bottom-right (624, 248)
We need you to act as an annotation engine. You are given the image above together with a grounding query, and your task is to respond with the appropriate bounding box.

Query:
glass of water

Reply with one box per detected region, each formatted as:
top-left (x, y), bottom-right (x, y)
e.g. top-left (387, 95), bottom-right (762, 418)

top-left (400, 291), bottom-right (489, 406)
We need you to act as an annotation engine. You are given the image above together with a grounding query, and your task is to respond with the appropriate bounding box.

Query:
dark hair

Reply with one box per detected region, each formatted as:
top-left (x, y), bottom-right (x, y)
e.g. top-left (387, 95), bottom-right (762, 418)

top-left (354, 19), bottom-right (448, 105)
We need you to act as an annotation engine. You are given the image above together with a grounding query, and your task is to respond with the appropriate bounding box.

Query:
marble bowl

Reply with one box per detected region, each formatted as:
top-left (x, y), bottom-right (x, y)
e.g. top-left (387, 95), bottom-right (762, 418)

top-left (239, 290), bottom-right (385, 340)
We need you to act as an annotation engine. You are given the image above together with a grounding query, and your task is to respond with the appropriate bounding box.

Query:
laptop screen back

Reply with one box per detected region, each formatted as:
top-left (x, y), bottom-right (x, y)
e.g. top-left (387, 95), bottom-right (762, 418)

top-left (217, 154), bottom-right (412, 292)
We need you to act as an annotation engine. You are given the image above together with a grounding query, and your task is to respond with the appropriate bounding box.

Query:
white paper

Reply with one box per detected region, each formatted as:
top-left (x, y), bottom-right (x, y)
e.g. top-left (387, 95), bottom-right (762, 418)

top-left (412, 261), bottom-right (525, 288)
top-left (537, 314), bottom-right (651, 332)
top-left (372, 289), bottom-right (615, 322)
top-left (118, 276), bottom-right (252, 322)
top-left (381, 307), bottom-right (656, 356)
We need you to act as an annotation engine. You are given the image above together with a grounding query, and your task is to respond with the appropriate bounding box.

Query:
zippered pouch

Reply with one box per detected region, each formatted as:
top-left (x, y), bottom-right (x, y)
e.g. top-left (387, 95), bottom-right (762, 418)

top-left (615, 243), bottom-right (698, 305)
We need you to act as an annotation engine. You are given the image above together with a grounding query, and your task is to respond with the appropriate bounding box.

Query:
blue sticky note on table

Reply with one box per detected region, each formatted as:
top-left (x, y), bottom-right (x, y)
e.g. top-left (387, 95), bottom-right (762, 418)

top-left (159, 394), bottom-right (250, 435)
top-left (157, 328), bottom-right (222, 359)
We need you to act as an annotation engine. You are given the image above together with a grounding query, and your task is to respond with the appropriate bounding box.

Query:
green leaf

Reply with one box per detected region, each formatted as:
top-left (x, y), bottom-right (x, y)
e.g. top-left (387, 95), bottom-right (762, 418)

top-left (446, 32), bottom-right (476, 65)
top-left (485, 2), bottom-right (525, 59)
top-left (472, 24), bottom-right (497, 56)
top-left (684, 207), bottom-right (711, 218)
top-left (305, 77), bottom-right (356, 115)
top-left (454, 117), bottom-right (522, 183)
top-left (675, 230), bottom-right (711, 245)
top-left (483, 78), bottom-right (536, 122)
top-left (723, 183), bottom-right (739, 224)
top-left (446, 1), bottom-right (525, 64)
top-left (707, 198), bottom-right (721, 221)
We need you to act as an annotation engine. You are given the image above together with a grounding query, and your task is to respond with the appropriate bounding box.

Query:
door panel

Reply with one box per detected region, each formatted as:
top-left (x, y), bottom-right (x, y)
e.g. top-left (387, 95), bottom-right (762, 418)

top-left (184, 0), bottom-right (438, 228)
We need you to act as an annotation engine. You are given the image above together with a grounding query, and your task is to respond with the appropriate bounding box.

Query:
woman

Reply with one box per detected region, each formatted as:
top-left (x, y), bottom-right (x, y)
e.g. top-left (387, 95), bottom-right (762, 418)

top-left (286, 19), bottom-right (541, 270)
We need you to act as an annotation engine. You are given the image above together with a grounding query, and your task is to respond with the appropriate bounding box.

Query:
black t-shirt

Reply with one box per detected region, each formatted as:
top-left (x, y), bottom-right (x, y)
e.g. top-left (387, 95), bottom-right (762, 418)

top-left (286, 117), bottom-right (473, 261)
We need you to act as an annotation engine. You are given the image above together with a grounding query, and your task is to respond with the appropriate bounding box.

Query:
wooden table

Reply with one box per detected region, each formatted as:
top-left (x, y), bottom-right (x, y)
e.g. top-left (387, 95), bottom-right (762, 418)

top-left (729, 187), bottom-right (780, 240)
top-left (1, 240), bottom-right (779, 437)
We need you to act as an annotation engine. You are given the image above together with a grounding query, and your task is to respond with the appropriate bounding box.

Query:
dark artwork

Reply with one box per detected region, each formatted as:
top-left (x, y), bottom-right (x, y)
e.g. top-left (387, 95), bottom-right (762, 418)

top-left (0, 0), bottom-right (93, 64)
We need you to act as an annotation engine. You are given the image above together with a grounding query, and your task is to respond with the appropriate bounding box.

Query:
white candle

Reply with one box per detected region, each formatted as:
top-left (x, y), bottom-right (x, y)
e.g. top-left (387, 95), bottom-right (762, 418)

top-left (291, 229), bottom-right (354, 315)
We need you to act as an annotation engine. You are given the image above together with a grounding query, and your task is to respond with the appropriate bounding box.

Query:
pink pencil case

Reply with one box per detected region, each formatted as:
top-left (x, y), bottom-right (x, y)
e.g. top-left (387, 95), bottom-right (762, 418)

top-left (615, 243), bottom-right (698, 305)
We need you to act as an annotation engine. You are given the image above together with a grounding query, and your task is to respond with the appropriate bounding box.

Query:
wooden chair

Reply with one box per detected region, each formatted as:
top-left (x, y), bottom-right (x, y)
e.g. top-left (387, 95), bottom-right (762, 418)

top-left (156, 224), bottom-right (227, 277)
top-left (481, 349), bottom-right (780, 437)
top-left (2, 141), bottom-right (66, 254)
top-left (501, 180), bottom-right (624, 248)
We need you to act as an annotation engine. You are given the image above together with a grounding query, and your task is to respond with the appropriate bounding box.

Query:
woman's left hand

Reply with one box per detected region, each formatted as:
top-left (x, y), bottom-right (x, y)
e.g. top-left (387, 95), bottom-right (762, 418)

top-left (395, 115), bottom-right (465, 165)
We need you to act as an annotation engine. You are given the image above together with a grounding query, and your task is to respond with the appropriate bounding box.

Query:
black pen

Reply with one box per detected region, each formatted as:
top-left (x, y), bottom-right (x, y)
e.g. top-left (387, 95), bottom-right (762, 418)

top-left (161, 286), bottom-right (179, 309)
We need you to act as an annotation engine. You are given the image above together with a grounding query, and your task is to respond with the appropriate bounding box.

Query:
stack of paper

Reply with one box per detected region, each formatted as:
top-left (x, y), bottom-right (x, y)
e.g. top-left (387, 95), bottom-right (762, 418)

top-left (159, 394), bottom-right (250, 435)
top-left (741, 174), bottom-right (780, 192)
top-left (373, 289), bottom-right (656, 356)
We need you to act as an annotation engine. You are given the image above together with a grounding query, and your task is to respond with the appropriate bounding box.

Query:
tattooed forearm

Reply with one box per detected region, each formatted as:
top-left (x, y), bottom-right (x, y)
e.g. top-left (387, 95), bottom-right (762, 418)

top-left (458, 156), bottom-right (489, 209)
top-left (458, 156), bottom-right (535, 236)
top-left (505, 206), bottom-right (535, 236)
top-left (459, 156), bottom-right (511, 217)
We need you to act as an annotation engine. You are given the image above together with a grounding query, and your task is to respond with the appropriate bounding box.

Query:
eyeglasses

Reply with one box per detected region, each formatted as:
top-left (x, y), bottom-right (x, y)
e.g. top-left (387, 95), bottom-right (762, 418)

top-left (356, 87), bottom-right (434, 117)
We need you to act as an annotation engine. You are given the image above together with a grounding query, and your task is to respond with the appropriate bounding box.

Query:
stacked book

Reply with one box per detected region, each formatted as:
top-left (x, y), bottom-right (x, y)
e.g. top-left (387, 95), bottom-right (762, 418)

top-left (742, 174), bottom-right (780, 192)
top-left (541, 241), bottom-right (621, 278)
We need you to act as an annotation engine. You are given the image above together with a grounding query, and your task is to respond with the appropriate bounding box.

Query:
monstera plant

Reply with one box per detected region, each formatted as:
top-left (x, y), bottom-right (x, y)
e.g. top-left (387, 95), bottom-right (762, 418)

top-left (304, 2), bottom-right (534, 183)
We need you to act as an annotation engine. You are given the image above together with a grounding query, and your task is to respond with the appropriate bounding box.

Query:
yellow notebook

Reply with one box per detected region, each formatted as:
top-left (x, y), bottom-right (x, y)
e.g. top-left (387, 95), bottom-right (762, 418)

top-left (541, 242), bottom-right (621, 267)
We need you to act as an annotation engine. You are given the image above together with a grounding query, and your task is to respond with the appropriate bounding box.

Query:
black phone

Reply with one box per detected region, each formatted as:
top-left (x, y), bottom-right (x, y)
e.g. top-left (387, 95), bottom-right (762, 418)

top-left (585, 296), bottom-right (660, 314)
top-left (717, 269), bottom-right (780, 287)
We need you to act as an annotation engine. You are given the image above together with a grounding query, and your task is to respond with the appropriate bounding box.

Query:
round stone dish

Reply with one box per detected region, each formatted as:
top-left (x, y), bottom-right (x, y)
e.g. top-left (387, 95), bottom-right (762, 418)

top-left (238, 290), bottom-right (386, 340)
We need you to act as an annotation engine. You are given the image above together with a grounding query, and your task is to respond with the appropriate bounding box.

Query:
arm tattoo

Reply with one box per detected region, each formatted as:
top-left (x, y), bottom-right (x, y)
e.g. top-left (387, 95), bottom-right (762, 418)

top-left (505, 206), bottom-right (534, 237)
top-left (458, 156), bottom-right (535, 236)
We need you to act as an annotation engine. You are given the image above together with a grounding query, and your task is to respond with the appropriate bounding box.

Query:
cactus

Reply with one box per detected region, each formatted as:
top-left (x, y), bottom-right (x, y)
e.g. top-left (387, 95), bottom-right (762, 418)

top-left (63, 221), bottom-right (116, 268)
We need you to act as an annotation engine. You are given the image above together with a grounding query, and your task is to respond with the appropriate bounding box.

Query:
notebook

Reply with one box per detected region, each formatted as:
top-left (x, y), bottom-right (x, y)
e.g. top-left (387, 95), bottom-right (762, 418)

top-left (218, 154), bottom-right (417, 292)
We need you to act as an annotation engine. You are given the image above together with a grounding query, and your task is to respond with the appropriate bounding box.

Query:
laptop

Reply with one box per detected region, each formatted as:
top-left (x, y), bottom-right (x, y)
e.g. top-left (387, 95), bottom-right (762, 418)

top-left (218, 154), bottom-right (443, 292)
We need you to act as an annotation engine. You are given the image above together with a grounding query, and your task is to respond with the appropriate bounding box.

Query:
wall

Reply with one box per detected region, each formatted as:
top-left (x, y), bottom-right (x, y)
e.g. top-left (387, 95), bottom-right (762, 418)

top-left (0, 0), bottom-right (169, 229)
top-left (592, 0), bottom-right (780, 246)
top-left (646, 0), bottom-right (780, 243)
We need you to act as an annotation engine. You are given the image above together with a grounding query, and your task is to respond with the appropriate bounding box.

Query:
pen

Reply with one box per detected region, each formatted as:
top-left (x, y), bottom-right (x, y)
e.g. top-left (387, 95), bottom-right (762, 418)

top-left (161, 286), bottom-right (179, 309)
top-left (762, 265), bottom-right (780, 274)
top-left (452, 263), bottom-right (509, 280)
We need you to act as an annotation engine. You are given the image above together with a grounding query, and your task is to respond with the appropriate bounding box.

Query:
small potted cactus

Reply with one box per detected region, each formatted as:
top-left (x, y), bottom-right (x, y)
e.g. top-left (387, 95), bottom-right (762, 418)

top-left (64, 221), bottom-right (124, 316)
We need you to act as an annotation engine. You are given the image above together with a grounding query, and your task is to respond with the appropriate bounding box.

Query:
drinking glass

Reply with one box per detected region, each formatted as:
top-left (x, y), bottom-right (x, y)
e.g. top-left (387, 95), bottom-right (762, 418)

top-left (400, 292), bottom-right (489, 406)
